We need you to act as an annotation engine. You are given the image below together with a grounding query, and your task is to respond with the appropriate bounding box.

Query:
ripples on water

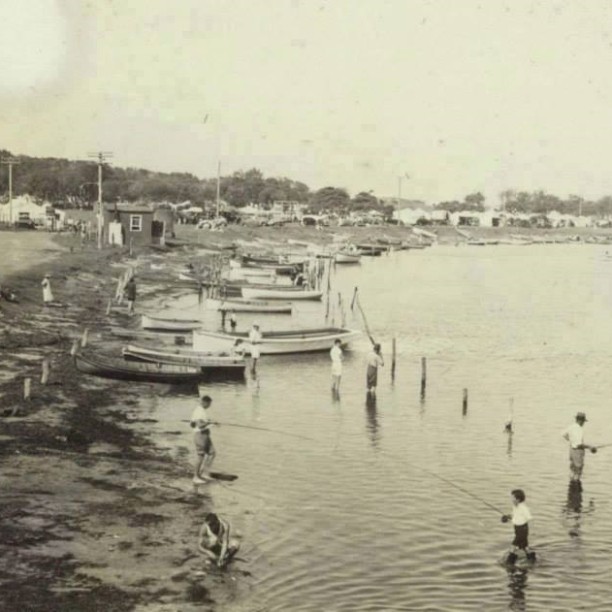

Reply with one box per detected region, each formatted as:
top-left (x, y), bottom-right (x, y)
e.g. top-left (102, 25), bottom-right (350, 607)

top-left (145, 245), bottom-right (612, 611)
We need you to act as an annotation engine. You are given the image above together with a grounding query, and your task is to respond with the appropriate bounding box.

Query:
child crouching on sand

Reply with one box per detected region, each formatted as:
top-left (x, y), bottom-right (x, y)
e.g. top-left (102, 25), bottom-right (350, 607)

top-left (501, 489), bottom-right (536, 565)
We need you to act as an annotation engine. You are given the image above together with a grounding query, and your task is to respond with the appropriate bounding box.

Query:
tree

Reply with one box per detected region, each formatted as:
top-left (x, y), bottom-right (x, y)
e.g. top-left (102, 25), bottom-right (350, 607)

top-left (351, 191), bottom-right (379, 211)
top-left (463, 192), bottom-right (485, 211)
top-left (308, 187), bottom-right (350, 212)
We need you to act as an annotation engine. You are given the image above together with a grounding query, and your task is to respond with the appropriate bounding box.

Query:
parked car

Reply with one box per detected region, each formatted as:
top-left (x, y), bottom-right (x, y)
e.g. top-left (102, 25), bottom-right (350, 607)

top-left (15, 219), bottom-right (37, 230)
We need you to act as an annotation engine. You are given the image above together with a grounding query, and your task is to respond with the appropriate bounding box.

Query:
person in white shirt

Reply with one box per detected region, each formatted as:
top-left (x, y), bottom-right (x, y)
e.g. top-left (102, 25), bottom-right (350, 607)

top-left (41, 274), bottom-right (54, 304)
top-left (366, 343), bottom-right (384, 394)
top-left (248, 323), bottom-right (262, 374)
top-left (501, 488), bottom-right (536, 565)
top-left (190, 395), bottom-right (216, 484)
top-left (562, 412), bottom-right (595, 481)
top-left (330, 339), bottom-right (343, 394)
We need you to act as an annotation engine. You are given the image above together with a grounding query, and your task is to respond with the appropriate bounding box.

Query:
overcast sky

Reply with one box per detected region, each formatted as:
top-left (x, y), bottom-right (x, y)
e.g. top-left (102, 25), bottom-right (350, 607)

top-left (2, 0), bottom-right (612, 205)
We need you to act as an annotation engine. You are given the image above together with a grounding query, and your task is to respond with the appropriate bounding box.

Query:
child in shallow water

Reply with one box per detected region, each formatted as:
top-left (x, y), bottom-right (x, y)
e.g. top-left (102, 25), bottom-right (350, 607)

top-left (501, 489), bottom-right (536, 565)
top-left (198, 512), bottom-right (240, 568)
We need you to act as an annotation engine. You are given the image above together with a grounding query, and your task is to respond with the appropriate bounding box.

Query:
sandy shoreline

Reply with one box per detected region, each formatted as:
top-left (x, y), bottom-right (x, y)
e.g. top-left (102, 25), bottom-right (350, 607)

top-left (2, 222), bottom-right (612, 611)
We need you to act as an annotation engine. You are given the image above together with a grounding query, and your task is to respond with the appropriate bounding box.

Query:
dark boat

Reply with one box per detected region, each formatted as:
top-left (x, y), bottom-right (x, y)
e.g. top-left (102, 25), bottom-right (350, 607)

top-left (74, 351), bottom-right (244, 383)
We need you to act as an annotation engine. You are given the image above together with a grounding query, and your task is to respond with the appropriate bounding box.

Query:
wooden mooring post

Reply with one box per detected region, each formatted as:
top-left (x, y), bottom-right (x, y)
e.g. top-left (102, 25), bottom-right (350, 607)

top-left (391, 338), bottom-right (396, 381)
top-left (420, 357), bottom-right (427, 398)
top-left (462, 388), bottom-right (468, 414)
top-left (23, 378), bottom-right (31, 400)
top-left (41, 358), bottom-right (50, 385)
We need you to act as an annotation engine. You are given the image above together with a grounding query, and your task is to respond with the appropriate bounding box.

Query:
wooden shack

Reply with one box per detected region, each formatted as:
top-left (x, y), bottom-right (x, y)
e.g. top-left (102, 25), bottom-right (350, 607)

top-left (103, 204), bottom-right (165, 246)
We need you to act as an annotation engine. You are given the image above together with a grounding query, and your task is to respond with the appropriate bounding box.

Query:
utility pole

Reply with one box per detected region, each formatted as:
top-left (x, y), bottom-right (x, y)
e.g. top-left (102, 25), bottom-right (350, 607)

top-left (1, 157), bottom-right (21, 225)
top-left (87, 151), bottom-right (113, 248)
top-left (216, 160), bottom-right (221, 218)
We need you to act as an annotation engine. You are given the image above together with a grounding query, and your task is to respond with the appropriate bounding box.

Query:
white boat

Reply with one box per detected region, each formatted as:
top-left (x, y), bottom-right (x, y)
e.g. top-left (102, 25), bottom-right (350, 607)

top-left (334, 251), bottom-right (361, 264)
top-left (141, 314), bottom-right (202, 331)
top-left (224, 270), bottom-right (293, 286)
top-left (205, 297), bottom-right (293, 313)
top-left (193, 327), bottom-right (360, 355)
top-left (241, 287), bottom-right (323, 301)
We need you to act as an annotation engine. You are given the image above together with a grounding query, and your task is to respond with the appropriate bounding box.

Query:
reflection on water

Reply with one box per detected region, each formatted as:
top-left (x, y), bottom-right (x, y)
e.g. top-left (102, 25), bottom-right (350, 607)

top-left (507, 567), bottom-right (529, 612)
top-left (364, 392), bottom-right (379, 449)
top-left (148, 245), bottom-right (612, 611)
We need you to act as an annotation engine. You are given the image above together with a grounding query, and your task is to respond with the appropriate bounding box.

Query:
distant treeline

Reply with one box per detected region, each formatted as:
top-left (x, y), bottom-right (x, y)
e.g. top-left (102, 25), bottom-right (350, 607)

top-left (0, 149), bottom-right (389, 213)
top-left (435, 190), bottom-right (612, 216)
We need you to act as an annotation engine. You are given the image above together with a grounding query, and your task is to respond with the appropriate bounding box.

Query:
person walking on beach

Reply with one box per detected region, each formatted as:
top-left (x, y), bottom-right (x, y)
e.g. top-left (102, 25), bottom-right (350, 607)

top-left (124, 275), bottom-right (137, 315)
top-left (198, 512), bottom-right (241, 568)
top-left (248, 323), bottom-right (262, 374)
top-left (330, 339), bottom-right (343, 394)
top-left (41, 274), bottom-right (54, 305)
top-left (501, 489), bottom-right (536, 565)
top-left (366, 343), bottom-right (384, 394)
top-left (191, 395), bottom-right (216, 484)
top-left (562, 412), bottom-right (595, 482)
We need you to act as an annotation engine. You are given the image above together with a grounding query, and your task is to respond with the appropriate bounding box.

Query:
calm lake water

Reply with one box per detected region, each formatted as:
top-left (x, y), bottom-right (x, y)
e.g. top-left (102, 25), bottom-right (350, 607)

top-left (145, 244), bottom-right (612, 611)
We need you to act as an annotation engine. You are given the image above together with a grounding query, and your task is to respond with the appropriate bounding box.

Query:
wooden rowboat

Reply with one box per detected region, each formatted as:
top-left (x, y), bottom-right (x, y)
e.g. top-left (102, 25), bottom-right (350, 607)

top-left (205, 297), bottom-right (293, 313)
top-left (141, 314), bottom-right (202, 331)
top-left (334, 251), bottom-right (361, 264)
top-left (193, 327), bottom-right (360, 355)
top-left (122, 344), bottom-right (246, 376)
top-left (74, 352), bottom-right (204, 383)
top-left (241, 287), bottom-right (323, 301)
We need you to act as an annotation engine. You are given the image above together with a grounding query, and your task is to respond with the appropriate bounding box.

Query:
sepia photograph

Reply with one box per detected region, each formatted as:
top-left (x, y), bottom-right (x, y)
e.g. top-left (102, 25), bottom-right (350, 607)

top-left (2, 1), bottom-right (612, 610)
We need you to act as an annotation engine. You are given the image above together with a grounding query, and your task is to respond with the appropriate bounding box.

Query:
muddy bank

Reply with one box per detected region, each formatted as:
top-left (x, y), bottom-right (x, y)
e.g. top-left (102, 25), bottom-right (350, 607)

top-left (0, 235), bottom-right (250, 612)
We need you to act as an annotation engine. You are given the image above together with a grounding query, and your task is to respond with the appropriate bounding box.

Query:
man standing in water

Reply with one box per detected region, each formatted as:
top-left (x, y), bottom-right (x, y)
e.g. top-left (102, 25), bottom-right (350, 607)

top-left (248, 323), bottom-right (262, 374)
top-left (191, 395), bottom-right (216, 484)
top-left (366, 343), bottom-right (384, 395)
top-left (330, 339), bottom-right (343, 395)
top-left (562, 412), bottom-right (595, 481)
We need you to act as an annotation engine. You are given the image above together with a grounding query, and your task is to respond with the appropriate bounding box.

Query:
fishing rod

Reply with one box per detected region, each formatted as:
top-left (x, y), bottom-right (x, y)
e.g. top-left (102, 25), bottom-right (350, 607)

top-left (182, 420), bottom-right (314, 442)
top-left (353, 291), bottom-right (376, 345)
top-left (379, 449), bottom-right (506, 515)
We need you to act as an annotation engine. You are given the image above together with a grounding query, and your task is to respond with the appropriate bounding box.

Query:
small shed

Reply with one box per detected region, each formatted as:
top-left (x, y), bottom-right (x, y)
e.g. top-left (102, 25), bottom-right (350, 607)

top-left (103, 204), bottom-right (161, 246)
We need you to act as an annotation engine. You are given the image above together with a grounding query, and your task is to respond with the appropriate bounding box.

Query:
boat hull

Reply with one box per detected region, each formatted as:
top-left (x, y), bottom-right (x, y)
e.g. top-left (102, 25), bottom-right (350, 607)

top-left (193, 328), bottom-right (360, 355)
top-left (141, 314), bottom-right (202, 331)
top-left (241, 287), bottom-right (323, 301)
top-left (205, 297), bottom-right (293, 313)
top-left (122, 344), bottom-right (246, 376)
top-left (74, 353), bottom-right (204, 383)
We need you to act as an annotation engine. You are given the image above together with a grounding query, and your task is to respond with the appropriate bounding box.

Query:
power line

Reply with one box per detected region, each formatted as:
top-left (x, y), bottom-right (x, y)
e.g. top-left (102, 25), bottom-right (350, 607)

top-left (87, 151), bottom-right (114, 249)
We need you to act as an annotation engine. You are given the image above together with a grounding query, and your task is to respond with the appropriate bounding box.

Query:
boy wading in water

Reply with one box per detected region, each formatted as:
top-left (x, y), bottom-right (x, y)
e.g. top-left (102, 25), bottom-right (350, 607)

top-left (198, 512), bottom-right (240, 568)
top-left (501, 489), bottom-right (536, 565)
top-left (191, 395), bottom-right (216, 484)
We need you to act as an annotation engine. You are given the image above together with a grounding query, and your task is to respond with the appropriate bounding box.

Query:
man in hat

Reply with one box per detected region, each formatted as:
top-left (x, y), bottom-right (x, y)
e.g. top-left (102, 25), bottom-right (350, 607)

top-left (562, 412), bottom-right (596, 481)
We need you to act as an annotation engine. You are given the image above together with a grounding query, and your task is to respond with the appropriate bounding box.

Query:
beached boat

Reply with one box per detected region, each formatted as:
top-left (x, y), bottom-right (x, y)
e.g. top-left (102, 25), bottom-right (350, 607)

top-left (141, 314), bottom-right (203, 331)
top-left (193, 327), bottom-right (360, 355)
top-left (334, 251), bottom-right (361, 264)
top-left (241, 287), bottom-right (323, 301)
top-left (205, 297), bottom-right (293, 313)
top-left (356, 244), bottom-right (387, 256)
top-left (122, 344), bottom-right (246, 376)
top-left (74, 352), bottom-right (204, 383)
